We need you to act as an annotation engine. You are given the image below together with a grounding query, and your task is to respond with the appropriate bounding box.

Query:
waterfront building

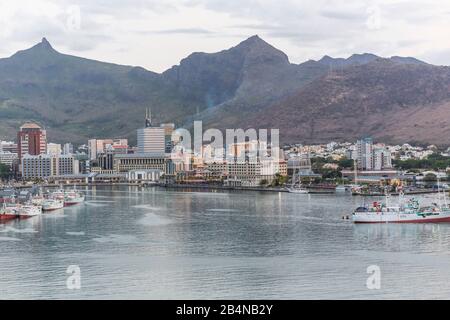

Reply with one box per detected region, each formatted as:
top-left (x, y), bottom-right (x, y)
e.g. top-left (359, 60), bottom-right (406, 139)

top-left (21, 154), bottom-right (79, 180)
top-left (226, 161), bottom-right (262, 187)
top-left (113, 153), bottom-right (173, 175)
top-left (225, 154), bottom-right (287, 186)
top-left (17, 122), bottom-right (47, 161)
top-left (205, 162), bottom-right (228, 179)
top-left (126, 169), bottom-right (163, 184)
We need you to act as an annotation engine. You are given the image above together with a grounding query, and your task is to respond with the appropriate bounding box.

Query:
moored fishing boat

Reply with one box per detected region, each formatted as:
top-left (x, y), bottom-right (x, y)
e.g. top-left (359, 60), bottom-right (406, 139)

top-left (50, 189), bottom-right (66, 201)
top-left (42, 199), bottom-right (64, 212)
top-left (352, 184), bottom-right (450, 223)
top-left (64, 190), bottom-right (85, 206)
top-left (0, 203), bottom-right (17, 221)
top-left (353, 203), bottom-right (450, 223)
top-left (16, 204), bottom-right (42, 219)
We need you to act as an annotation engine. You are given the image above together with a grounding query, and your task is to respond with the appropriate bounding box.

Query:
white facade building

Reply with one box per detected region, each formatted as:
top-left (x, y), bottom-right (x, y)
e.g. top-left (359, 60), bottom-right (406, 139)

top-left (127, 169), bottom-right (163, 183)
top-left (137, 127), bottom-right (165, 155)
top-left (373, 148), bottom-right (393, 170)
top-left (356, 138), bottom-right (374, 170)
top-left (21, 154), bottom-right (79, 180)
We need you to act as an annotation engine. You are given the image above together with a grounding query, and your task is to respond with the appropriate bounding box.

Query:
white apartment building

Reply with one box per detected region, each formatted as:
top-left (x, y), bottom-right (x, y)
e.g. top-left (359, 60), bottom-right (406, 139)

top-left (373, 148), bottom-right (393, 170)
top-left (227, 161), bottom-right (262, 187)
top-left (226, 158), bottom-right (287, 187)
top-left (21, 154), bottom-right (79, 180)
top-left (356, 138), bottom-right (374, 170)
top-left (356, 138), bottom-right (392, 171)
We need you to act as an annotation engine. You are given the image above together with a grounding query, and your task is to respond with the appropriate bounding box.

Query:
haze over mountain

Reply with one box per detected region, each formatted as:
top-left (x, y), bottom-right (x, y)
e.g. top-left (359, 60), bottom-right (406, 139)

top-left (0, 36), bottom-right (449, 145)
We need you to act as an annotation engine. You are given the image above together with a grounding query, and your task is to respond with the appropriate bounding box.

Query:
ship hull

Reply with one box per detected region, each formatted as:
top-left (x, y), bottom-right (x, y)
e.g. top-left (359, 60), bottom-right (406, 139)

top-left (0, 214), bottom-right (17, 221)
top-left (64, 197), bottom-right (85, 206)
top-left (42, 206), bottom-right (64, 212)
top-left (353, 213), bottom-right (450, 223)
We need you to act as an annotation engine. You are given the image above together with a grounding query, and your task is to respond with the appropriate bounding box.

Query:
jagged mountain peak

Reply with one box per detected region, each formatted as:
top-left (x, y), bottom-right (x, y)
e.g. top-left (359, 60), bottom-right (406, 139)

top-left (318, 53), bottom-right (379, 67)
top-left (233, 35), bottom-right (289, 63)
top-left (10, 37), bottom-right (58, 60)
top-left (40, 37), bottom-right (52, 48)
top-left (27, 37), bottom-right (57, 52)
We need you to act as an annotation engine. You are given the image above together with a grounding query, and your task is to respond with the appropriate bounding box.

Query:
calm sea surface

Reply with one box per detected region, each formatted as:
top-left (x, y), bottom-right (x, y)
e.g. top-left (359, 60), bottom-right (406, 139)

top-left (1, 185), bottom-right (450, 299)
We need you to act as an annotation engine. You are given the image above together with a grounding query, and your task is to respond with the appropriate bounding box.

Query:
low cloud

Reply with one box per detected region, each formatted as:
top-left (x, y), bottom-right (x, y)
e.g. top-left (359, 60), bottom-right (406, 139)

top-left (0, 0), bottom-right (448, 70)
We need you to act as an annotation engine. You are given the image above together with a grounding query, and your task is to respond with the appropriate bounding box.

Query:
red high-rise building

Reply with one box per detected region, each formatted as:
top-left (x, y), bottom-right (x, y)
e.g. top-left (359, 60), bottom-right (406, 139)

top-left (17, 122), bottom-right (47, 161)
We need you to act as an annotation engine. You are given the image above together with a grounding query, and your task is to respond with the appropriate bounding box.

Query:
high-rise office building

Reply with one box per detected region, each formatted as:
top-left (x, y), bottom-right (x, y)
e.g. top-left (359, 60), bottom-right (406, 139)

top-left (356, 138), bottom-right (392, 171)
top-left (356, 138), bottom-right (373, 170)
top-left (17, 122), bottom-right (47, 161)
top-left (137, 109), bottom-right (165, 155)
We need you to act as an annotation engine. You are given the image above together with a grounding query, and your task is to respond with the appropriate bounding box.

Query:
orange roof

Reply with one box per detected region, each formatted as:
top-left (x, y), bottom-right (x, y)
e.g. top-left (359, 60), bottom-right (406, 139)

top-left (20, 122), bottom-right (43, 130)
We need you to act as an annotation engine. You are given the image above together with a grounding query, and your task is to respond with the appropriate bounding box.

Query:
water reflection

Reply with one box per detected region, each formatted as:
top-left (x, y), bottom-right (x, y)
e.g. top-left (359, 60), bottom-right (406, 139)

top-left (1, 186), bottom-right (450, 299)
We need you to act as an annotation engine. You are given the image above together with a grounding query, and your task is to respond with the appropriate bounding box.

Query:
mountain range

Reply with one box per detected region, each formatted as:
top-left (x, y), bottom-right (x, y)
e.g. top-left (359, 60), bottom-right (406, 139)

top-left (0, 36), bottom-right (449, 145)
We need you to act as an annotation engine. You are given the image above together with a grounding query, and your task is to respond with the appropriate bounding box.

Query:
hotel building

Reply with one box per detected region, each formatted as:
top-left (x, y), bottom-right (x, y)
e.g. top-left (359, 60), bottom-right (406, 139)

top-left (21, 154), bottom-right (79, 180)
top-left (17, 122), bottom-right (47, 161)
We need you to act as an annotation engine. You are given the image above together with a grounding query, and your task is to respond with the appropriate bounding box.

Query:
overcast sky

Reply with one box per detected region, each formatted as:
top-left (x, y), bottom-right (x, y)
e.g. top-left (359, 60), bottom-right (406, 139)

top-left (0, 0), bottom-right (449, 72)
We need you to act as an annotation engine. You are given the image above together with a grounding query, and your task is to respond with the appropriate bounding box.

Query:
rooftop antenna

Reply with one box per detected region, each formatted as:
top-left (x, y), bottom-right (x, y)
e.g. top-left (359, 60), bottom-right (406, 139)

top-left (145, 107), bottom-right (152, 128)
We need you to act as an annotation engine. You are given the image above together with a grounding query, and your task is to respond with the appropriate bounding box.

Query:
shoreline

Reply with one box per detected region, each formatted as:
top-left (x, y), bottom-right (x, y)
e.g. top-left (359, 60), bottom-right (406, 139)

top-left (1, 182), bottom-right (446, 196)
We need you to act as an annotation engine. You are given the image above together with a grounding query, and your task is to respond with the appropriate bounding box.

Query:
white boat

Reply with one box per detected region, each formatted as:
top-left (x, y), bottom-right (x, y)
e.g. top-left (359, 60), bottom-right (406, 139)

top-left (353, 203), bottom-right (450, 223)
top-left (352, 183), bottom-right (450, 223)
top-left (0, 203), bottom-right (17, 221)
top-left (50, 189), bottom-right (66, 201)
top-left (288, 187), bottom-right (309, 194)
top-left (31, 196), bottom-right (44, 206)
top-left (42, 199), bottom-right (64, 211)
top-left (48, 188), bottom-right (85, 206)
top-left (64, 190), bottom-right (85, 206)
top-left (288, 159), bottom-right (309, 194)
top-left (16, 204), bottom-right (42, 219)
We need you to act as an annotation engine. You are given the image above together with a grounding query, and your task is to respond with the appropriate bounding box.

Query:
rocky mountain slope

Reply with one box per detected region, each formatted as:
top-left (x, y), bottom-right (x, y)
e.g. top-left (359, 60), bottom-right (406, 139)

top-left (0, 36), bottom-right (448, 145)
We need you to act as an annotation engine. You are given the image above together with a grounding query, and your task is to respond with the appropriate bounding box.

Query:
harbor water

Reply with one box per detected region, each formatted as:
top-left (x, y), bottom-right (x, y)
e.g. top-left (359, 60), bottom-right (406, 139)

top-left (1, 185), bottom-right (450, 299)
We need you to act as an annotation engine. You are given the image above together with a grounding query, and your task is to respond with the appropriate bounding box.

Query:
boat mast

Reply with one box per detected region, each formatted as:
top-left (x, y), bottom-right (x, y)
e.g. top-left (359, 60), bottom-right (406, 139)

top-left (437, 176), bottom-right (443, 209)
